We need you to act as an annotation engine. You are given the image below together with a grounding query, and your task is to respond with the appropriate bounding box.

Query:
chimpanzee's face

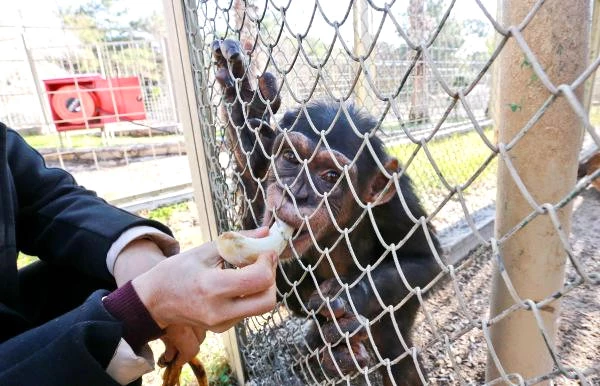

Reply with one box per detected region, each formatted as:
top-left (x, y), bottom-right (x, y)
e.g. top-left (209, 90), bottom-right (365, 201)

top-left (263, 131), bottom-right (359, 260)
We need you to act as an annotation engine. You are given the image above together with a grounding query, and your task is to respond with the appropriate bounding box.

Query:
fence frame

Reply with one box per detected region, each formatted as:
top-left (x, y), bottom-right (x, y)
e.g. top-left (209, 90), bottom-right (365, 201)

top-left (162, 0), bottom-right (247, 384)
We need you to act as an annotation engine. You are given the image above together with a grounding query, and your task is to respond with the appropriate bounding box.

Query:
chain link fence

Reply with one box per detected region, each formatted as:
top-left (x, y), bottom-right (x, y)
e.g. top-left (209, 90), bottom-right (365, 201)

top-left (169, 0), bottom-right (599, 384)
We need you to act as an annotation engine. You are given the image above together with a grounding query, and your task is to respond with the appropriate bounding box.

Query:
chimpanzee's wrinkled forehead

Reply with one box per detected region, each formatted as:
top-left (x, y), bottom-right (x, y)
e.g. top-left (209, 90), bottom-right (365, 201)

top-left (278, 101), bottom-right (387, 164)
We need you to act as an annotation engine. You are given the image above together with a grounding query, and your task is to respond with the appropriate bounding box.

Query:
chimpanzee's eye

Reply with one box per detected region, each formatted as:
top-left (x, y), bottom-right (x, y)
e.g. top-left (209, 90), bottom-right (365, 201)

top-left (282, 149), bottom-right (299, 164)
top-left (321, 170), bottom-right (340, 184)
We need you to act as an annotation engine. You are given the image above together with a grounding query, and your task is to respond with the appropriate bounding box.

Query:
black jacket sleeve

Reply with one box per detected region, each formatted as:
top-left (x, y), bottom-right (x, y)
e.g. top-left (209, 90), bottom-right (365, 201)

top-left (0, 291), bottom-right (125, 386)
top-left (7, 128), bottom-right (172, 281)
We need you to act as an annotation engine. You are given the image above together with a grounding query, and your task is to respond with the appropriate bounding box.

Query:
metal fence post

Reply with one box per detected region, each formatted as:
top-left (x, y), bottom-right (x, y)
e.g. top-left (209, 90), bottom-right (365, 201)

top-left (352, 0), bottom-right (374, 109)
top-left (162, 0), bottom-right (219, 268)
top-left (21, 33), bottom-right (51, 132)
top-left (160, 37), bottom-right (179, 125)
top-left (162, 0), bottom-right (246, 384)
top-left (486, 0), bottom-right (589, 383)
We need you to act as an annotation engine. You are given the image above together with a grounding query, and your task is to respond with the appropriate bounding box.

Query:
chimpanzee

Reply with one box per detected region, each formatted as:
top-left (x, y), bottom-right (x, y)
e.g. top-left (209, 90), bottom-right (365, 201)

top-left (212, 39), bottom-right (441, 386)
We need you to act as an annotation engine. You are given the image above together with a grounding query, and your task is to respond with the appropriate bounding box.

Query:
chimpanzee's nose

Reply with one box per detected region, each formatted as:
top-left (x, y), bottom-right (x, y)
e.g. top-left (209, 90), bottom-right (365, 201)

top-left (290, 179), bottom-right (310, 202)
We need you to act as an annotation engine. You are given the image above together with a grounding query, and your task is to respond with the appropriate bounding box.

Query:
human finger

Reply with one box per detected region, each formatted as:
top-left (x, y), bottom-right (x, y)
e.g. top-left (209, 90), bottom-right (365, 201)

top-left (208, 317), bottom-right (243, 333)
top-left (219, 283), bottom-right (277, 323)
top-left (218, 252), bottom-right (277, 297)
top-left (182, 241), bottom-right (222, 268)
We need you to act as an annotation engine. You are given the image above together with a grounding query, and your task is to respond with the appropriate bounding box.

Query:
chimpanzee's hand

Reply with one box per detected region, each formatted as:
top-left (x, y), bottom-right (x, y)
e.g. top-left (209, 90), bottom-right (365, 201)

top-left (212, 39), bottom-right (280, 181)
top-left (307, 278), bottom-right (370, 376)
top-left (212, 39), bottom-right (281, 122)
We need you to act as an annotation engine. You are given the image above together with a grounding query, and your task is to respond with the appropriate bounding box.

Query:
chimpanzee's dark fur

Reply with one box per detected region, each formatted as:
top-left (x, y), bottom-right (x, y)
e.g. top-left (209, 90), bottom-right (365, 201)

top-left (213, 39), bottom-right (441, 386)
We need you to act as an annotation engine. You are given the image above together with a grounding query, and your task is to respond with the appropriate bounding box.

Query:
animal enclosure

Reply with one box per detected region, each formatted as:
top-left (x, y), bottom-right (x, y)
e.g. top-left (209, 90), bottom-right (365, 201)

top-left (164, 0), bottom-right (600, 384)
top-left (0, 34), bottom-right (177, 132)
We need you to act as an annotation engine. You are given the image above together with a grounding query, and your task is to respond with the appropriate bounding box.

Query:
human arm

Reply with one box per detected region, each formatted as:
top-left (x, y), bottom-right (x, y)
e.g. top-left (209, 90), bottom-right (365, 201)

top-left (6, 128), bottom-right (172, 281)
top-left (3, 126), bottom-right (276, 383)
top-left (0, 240), bottom-right (277, 385)
top-left (0, 290), bottom-right (129, 386)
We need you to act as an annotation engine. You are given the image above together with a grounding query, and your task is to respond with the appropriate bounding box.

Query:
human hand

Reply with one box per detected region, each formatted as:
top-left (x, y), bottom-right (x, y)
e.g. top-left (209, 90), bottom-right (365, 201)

top-left (132, 228), bottom-right (277, 331)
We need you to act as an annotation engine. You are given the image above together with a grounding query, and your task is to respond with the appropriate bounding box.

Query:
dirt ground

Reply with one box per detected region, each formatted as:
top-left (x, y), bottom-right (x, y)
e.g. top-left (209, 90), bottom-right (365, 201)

top-left (412, 186), bottom-right (600, 385)
top-left (70, 155), bottom-right (191, 201)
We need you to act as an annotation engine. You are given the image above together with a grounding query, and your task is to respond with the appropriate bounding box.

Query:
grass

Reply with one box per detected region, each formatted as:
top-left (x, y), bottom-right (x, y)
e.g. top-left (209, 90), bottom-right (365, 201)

top-left (382, 102), bottom-right (600, 202)
top-left (139, 202), bottom-right (191, 224)
top-left (199, 350), bottom-right (236, 386)
top-left (23, 132), bottom-right (180, 150)
top-left (386, 128), bottom-right (497, 201)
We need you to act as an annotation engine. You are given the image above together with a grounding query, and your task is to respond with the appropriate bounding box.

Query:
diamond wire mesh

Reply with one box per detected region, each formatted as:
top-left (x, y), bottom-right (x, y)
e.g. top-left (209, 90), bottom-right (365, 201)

top-left (178, 0), bottom-right (599, 384)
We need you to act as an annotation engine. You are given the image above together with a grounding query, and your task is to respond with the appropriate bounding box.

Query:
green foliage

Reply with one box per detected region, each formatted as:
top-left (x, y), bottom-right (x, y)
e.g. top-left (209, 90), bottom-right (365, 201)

top-left (141, 202), bottom-right (190, 224)
top-left (22, 133), bottom-right (179, 150)
top-left (59, 0), bottom-right (120, 44)
top-left (520, 56), bottom-right (532, 68)
top-left (57, 1), bottom-right (166, 82)
top-left (206, 357), bottom-right (235, 386)
top-left (399, 0), bottom-right (491, 60)
top-left (507, 103), bottom-right (522, 112)
top-left (129, 12), bottom-right (166, 41)
top-left (168, 356), bottom-right (235, 386)
top-left (109, 47), bottom-right (161, 79)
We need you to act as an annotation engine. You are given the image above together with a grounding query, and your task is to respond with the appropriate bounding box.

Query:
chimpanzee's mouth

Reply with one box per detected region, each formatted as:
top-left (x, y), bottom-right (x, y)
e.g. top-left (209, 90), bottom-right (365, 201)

top-left (287, 222), bottom-right (310, 240)
top-left (269, 219), bottom-right (312, 261)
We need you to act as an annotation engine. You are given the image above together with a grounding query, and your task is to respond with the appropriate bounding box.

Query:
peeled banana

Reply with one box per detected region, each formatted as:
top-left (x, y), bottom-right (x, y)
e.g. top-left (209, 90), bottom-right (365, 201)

top-left (216, 221), bottom-right (294, 266)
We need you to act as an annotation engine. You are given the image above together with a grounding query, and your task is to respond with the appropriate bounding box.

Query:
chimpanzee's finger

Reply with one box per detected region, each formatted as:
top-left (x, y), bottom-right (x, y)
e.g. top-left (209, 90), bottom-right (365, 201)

top-left (162, 360), bottom-right (184, 386)
top-left (258, 72), bottom-right (281, 114)
top-left (220, 39), bottom-right (246, 78)
top-left (212, 40), bottom-right (235, 89)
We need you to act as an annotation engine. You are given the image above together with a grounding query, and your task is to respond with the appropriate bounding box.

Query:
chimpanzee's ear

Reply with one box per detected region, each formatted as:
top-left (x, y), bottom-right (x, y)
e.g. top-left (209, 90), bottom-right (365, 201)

top-left (365, 158), bottom-right (399, 206)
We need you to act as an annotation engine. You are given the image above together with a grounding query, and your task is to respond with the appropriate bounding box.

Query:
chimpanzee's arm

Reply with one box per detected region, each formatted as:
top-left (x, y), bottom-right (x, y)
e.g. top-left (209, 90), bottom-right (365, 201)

top-left (212, 39), bottom-right (281, 228)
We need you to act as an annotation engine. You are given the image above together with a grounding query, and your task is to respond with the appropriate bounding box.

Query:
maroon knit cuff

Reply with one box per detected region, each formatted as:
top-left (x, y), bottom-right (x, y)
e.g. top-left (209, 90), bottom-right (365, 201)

top-left (103, 281), bottom-right (164, 352)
